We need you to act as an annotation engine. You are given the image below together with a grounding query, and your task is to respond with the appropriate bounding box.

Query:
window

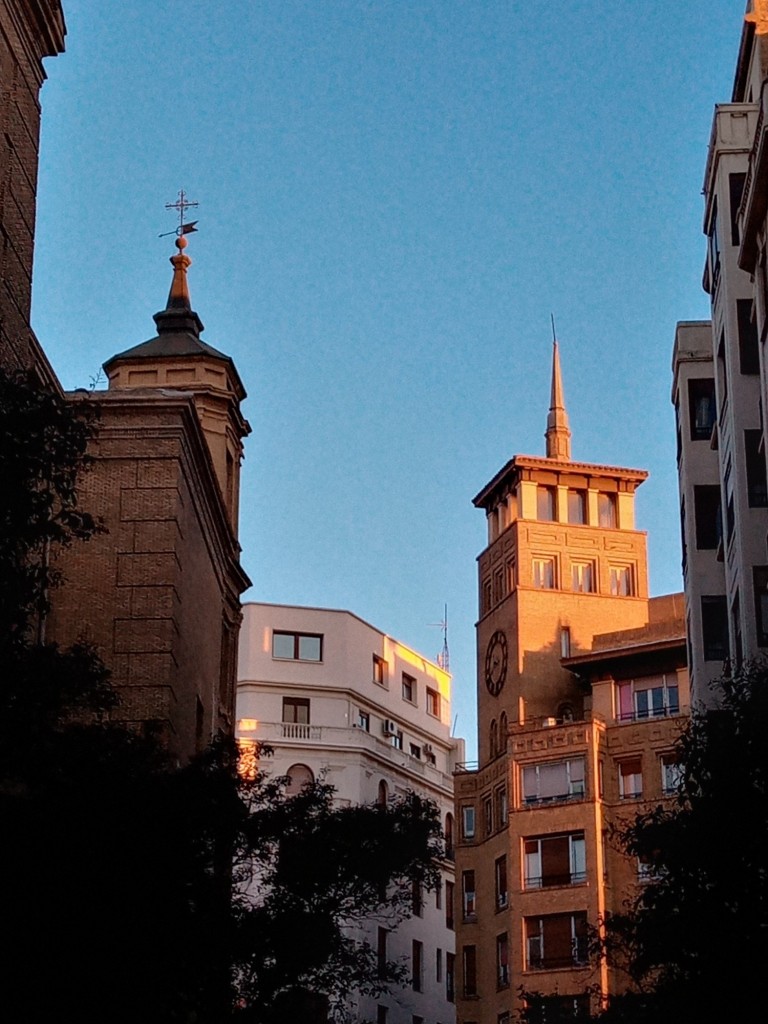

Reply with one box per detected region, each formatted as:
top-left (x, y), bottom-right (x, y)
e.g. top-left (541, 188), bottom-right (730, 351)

top-left (282, 697), bottom-right (310, 724)
top-left (525, 911), bottom-right (588, 970)
top-left (499, 711), bottom-right (508, 751)
top-left (524, 832), bottom-right (586, 889)
top-left (358, 709), bottom-right (370, 731)
top-left (688, 378), bottom-right (716, 441)
top-left (411, 879), bottom-right (422, 917)
top-left (427, 687), bottom-right (441, 717)
top-left (661, 755), bottom-right (682, 795)
top-left (745, 430), bottom-right (768, 506)
top-left (435, 877), bottom-right (442, 909)
top-left (272, 630), bottom-right (322, 661)
top-left (525, 995), bottom-right (591, 1023)
top-left (717, 330), bottom-right (728, 413)
top-left (444, 813), bottom-right (454, 857)
top-left (729, 171), bottom-right (746, 245)
top-left (506, 558), bottom-right (516, 593)
top-left (598, 492), bottom-right (617, 528)
top-left (616, 675), bottom-right (679, 721)
top-left (373, 654), bottom-right (388, 687)
top-left (462, 945), bottom-right (477, 997)
top-left (618, 758), bottom-right (643, 799)
top-left (490, 719), bottom-right (498, 757)
top-left (401, 672), bottom-right (416, 702)
top-left (694, 485), bottom-right (721, 548)
top-left (708, 197), bottom-right (720, 284)
top-left (609, 565), bottom-right (634, 597)
top-left (738, 298), bottom-right (759, 374)
top-left (446, 952), bottom-right (455, 1002)
top-left (285, 763), bottom-right (314, 796)
top-left (571, 561), bottom-right (594, 593)
top-left (753, 567), bottom-right (768, 646)
top-left (409, 743), bottom-right (421, 760)
top-left (377, 1006), bottom-right (388, 1024)
top-left (496, 933), bottom-right (509, 988)
top-left (701, 595), bottom-right (729, 661)
top-left (637, 854), bottom-right (663, 884)
top-left (482, 579), bottom-right (492, 614)
top-left (390, 730), bottom-right (403, 750)
top-left (412, 940), bottom-right (423, 991)
top-left (533, 556), bottom-right (556, 589)
top-left (732, 590), bottom-right (743, 669)
top-left (568, 490), bottom-right (586, 525)
top-left (462, 870), bottom-right (476, 919)
top-left (495, 785), bottom-right (508, 827)
top-left (495, 855), bottom-right (508, 909)
top-left (462, 805), bottom-right (476, 839)
top-left (377, 779), bottom-right (389, 806)
top-left (537, 485), bottom-right (556, 521)
top-left (436, 947), bottom-right (443, 982)
top-left (493, 566), bottom-right (505, 605)
top-left (445, 880), bottom-right (455, 930)
top-left (560, 627), bottom-right (571, 658)
top-left (484, 795), bottom-right (493, 835)
top-left (522, 757), bottom-right (585, 805)
top-left (377, 927), bottom-right (387, 979)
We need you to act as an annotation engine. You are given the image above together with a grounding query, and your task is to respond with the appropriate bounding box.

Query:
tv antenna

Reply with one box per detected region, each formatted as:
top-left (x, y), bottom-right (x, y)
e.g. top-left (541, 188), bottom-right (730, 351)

top-left (429, 604), bottom-right (450, 672)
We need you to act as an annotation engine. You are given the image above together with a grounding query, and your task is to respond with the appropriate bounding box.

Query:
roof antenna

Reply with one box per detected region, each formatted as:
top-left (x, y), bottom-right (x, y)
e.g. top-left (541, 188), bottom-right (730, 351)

top-left (429, 604), bottom-right (450, 672)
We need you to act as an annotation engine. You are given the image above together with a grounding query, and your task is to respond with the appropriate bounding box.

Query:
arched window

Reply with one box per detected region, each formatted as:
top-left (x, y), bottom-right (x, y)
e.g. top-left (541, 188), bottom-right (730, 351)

top-left (445, 812), bottom-right (454, 857)
top-left (377, 779), bottom-right (389, 806)
top-left (285, 763), bottom-right (314, 796)
top-left (499, 711), bottom-right (508, 752)
top-left (490, 719), bottom-right (498, 758)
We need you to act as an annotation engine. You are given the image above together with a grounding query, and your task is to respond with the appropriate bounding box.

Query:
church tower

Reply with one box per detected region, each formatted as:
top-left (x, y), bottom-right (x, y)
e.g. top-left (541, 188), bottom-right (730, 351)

top-left (472, 342), bottom-right (650, 765)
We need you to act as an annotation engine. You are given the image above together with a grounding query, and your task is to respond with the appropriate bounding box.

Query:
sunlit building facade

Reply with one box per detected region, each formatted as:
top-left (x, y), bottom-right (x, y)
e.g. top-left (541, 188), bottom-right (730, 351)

top-left (236, 602), bottom-right (464, 1024)
top-left (454, 346), bottom-right (689, 1023)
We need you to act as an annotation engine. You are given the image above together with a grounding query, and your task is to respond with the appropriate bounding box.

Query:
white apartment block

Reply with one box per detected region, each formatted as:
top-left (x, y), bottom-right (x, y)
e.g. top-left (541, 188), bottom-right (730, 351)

top-left (236, 602), bottom-right (464, 1024)
top-left (673, 3), bottom-right (768, 705)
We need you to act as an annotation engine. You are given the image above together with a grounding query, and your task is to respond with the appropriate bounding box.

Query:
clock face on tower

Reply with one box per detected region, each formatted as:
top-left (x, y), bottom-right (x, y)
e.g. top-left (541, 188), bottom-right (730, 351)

top-left (485, 630), bottom-right (508, 696)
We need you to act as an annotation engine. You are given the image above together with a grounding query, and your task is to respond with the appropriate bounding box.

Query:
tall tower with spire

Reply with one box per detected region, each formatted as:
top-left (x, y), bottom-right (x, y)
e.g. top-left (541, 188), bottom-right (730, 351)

top-left (48, 234), bottom-right (251, 757)
top-left (545, 340), bottom-right (571, 460)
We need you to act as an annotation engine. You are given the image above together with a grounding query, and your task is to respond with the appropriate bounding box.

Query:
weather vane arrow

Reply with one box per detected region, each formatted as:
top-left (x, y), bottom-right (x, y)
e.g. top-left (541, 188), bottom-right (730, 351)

top-left (159, 188), bottom-right (199, 238)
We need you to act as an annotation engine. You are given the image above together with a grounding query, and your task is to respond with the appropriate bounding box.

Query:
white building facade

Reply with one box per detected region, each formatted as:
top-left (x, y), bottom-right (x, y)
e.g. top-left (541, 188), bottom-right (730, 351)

top-left (236, 602), bottom-right (463, 1024)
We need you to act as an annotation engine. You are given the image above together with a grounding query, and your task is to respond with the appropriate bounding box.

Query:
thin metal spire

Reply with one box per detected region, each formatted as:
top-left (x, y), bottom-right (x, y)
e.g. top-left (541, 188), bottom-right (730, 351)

top-left (545, 317), bottom-right (572, 460)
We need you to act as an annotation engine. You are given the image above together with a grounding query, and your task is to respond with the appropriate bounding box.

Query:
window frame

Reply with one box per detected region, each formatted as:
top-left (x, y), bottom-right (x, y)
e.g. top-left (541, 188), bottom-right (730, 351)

top-left (272, 630), bottom-right (323, 662)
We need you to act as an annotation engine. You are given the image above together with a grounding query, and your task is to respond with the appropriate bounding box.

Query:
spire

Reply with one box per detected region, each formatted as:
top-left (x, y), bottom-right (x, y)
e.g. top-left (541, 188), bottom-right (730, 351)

top-left (545, 321), bottom-right (571, 460)
top-left (153, 234), bottom-right (205, 338)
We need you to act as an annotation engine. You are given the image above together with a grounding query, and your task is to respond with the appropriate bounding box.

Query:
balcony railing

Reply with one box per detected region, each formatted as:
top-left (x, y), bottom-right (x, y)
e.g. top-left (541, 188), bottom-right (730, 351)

top-left (616, 704), bottom-right (680, 723)
top-left (524, 871), bottom-right (587, 890)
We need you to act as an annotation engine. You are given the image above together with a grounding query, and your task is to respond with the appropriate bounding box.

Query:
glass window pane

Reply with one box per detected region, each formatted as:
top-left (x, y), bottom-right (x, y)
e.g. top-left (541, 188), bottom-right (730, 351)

top-left (298, 634), bottom-right (321, 660)
top-left (273, 633), bottom-right (294, 658)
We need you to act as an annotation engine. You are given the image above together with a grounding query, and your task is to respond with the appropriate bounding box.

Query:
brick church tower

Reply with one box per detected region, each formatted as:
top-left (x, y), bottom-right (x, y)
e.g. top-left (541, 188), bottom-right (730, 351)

top-left (48, 236), bottom-right (251, 758)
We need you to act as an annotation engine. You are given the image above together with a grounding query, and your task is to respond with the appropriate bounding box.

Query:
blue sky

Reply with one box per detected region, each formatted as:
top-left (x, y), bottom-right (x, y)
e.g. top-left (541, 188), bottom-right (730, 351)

top-left (32, 1), bottom-right (746, 759)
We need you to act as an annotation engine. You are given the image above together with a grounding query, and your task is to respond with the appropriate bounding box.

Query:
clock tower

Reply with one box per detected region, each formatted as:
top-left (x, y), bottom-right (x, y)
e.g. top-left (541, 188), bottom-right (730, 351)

top-left (473, 341), bottom-right (650, 766)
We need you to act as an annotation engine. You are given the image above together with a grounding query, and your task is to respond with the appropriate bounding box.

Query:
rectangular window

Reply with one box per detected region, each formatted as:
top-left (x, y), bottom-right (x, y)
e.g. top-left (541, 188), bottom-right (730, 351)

top-left (390, 730), bottom-right (403, 750)
top-left (717, 330), bottom-right (728, 413)
top-left (496, 933), bottom-right (509, 988)
top-left (272, 631), bottom-right (322, 661)
top-left (694, 485), bottom-right (721, 549)
top-left (525, 912), bottom-right (588, 971)
top-left (661, 755), bottom-right (682, 795)
top-left (571, 561), bottom-right (595, 593)
top-left (484, 795), bottom-right (493, 835)
top-left (358, 710), bottom-right (370, 731)
top-left (746, 430), bottom-right (768, 507)
top-left (618, 758), bottom-right (643, 799)
top-left (445, 880), bottom-right (455, 930)
top-left (568, 490), bottom-right (586, 525)
top-left (738, 298), bottom-right (760, 374)
top-left (616, 675), bottom-right (679, 722)
top-left (537, 485), bottom-right (556, 521)
top-left (533, 556), bottom-right (556, 589)
top-left (401, 672), bottom-right (416, 702)
top-left (373, 654), bottom-right (388, 687)
top-left (412, 940), bottom-right (423, 992)
top-left (506, 558), bottom-right (516, 593)
top-left (493, 566), bottom-right (505, 605)
top-left (462, 945), bottom-right (477, 997)
top-left (462, 870), bottom-right (476, 919)
top-left (729, 171), bottom-right (746, 245)
top-left (427, 687), bottom-right (441, 717)
top-left (409, 743), bottom-right (421, 759)
top-left (462, 805), bottom-right (476, 839)
top-left (436, 947), bottom-right (443, 983)
top-left (377, 1007), bottom-right (387, 1024)
top-left (609, 565), bottom-right (634, 597)
top-left (598, 492), bottom-right (617, 528)
top-left (282, 697), bottom-right (310, 724)
top-left (708, 197), bottom-right (720, 284)
top-left (435, 877), bottom-right (442, 910)
top-left (377, 927), bottom-right (388, 979)
top-left (754, 566), bottom-right (768, 646)
top-left (701, 595), bottom-right (729, 661)
top-left (525, 995), bottom-right (591, 1023)
top-left (446, 952), bottom-right (455, 1002)
top-left (524, 832), bottom-right (586, 889)
top-left (688, 378), bottom-right (716, 441)
top-left (411, 879), bottom-right (422, 917)
top-left (522, 757), bottom-right (585, 805)
top-left (495, 785), bottom-right (508, 827)
top-left (495, 855), bottom-right (508, 908)
top-left (482, 579), bottom-right (492, 614)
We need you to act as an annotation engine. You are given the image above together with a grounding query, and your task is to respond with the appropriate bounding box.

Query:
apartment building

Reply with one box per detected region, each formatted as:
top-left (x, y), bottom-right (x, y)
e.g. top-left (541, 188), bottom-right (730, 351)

top-left (236, 602), bottom-right (464, 1024)
top-left (454, 346), bottom-right (689, 1023)
top-left (673, 1), bottom-right (768, 705)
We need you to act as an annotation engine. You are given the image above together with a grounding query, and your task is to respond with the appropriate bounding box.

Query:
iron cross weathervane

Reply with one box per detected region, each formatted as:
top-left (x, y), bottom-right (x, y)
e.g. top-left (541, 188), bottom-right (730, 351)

top-left (159, 189), bottom-right (199, 238)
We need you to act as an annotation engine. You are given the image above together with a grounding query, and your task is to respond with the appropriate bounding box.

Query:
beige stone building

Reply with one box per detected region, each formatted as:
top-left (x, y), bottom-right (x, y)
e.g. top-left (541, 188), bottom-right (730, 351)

top-left (454, 346), bottom-right (689, 1023)
top-left (673, 1), bottom-right (768, 706)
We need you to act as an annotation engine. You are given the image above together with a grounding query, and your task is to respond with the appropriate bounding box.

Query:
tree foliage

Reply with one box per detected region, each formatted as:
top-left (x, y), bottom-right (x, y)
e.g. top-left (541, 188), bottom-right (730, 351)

top-left (0, 366), bottom-right (443, 1023)
top-left (594, 665), bottom-right (768, 1022)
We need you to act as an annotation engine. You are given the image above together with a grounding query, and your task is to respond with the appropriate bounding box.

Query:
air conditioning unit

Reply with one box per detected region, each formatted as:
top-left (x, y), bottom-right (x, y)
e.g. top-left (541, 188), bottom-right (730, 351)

top-left (423, 742), bottom-right (434, 755)
top-left (383, 719), bottom-right (397, 736)
top-left (542, 717), bottom-right (558, 727)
